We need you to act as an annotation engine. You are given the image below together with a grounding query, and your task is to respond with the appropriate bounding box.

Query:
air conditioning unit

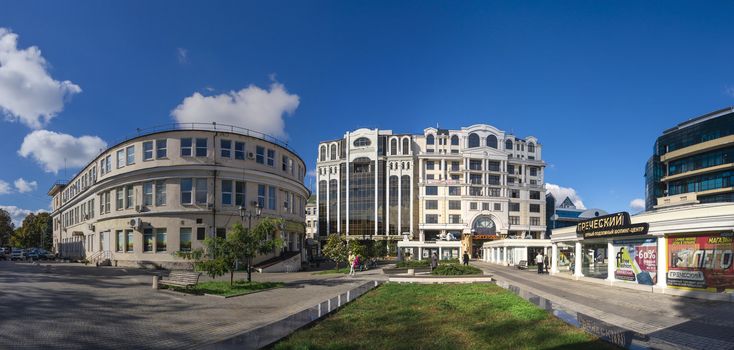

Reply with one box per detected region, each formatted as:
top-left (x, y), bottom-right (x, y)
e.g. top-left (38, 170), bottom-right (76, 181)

top-left (129, 218), bottom-right (143, 230)
top-left (247, 151), bottom-right (256, 160)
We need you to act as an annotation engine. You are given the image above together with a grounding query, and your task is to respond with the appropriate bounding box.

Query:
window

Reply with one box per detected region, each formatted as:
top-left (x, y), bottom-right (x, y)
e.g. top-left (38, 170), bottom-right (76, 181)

top-left (220, 139), bottom-right (232, 158)
top-left (156, 139), bottom-right (167, 158)
top-left (268, 186), bottom-right (276, 210)
top-left (103, 191), bottom-right (110, 214)
top-left (216, 228), bottom-right (226, 239)
top-left (116, 230), bottom-right (124, 252)
top-left (451, 135), bottom-right (459, 145)
top-left (221, 180), bottom-right (232, 205)
top-left (482, 203), bottom-right (489, 211)
top-left (283, 190), bottom-right (290, 212)
top-left (426, 161), bottom-right (434, 170)
top-left (390, 139), bottom-right (397, 155)
top-left (234, 141), bottom-right (245, 160)
top-left (282, 155), bottom-right (290, 172)
top-left (530, 191), bottom-right (540, 200)
top-left (353, 137), bottom-right (371, 147)
top-left (126, 185), bottom-right (133, 209)
top-left (468, 133), bottom-right (479, 148)
top-left (487, 135), bottom-right (498, 148)
top-left (509, 203), bottom-right (520, 212)
top-left (105, 155), bottom-right (111, 173)
top-left (117, 149), bottom-right (125, 168)
top-left (143, 182), bottom-right (153, 206)
top-left (469, 187), bottom-right (482, 196)
top-left (469, 159), bottom-right (482, 170)
top-left (319, 145), bottom-right (326, 161)
top-left (143, 229), bottom-right (153, 252)
top-left (470, 202), bottom-right (477, 210)
top-left (494, 203), bottom-right (501, 211)
top-left (195, 178), bottom-right (208, 204)
top-left (505, 139), bottom-right (513, 150)
top-left (100, 158), bottom-right (107, 175)
top-left (235, 181), bottom-right (245, 206)
top-left (256, 146), bottom-right (265, 164)
top-left (448, 186), bottom-right (460, 196)
top-left (510, 189), bottom-right (520, 198)
top-left (116, 188), bottom-right (124, 210)
top-left (449, 215), bottom-right (461, 224)
top-left (402, 138), bottom-right (410, 155)
top-left (425, 186), bottom-right (438, 195)
top-left (180, 179), bottom-right (193, 204)
top-left (426, 134), bottom-right (435, 145)
top-left (181, 138), bottom-right (192, 157)
top-left (330, 144), bottom-right (337, 160)
top-left (126, 146), bottom-right (135, 165)
top-left (449, 200), bottom-right (461, 210)
top-left (530, 167), bottom-right (538, 176)
top-left (530, 204), bottom-right (540, 213)
top-left (509, 216), bottom-right (520, 225)
top-left (425, 200), bottom-right (438, 209)
top-left (425, 214), bottom-right (438, 223)
top-left (126, 230), bottom-right (134, 252)
top-left (528, 143), bottom-right (535, 153)
top-left (258, 184), bottom-right (266, 208)
top-left (195, 138), bottom-right (207, 157)
top-left (156, 228), bottom-right (167, 252)
top-left (488, 161), bottom-right (500, 172)
top-left (143, 141), bottom-right (153, 161)
top-left (155, 180), bottom-right (166, 206)
top-left (488, 188), bottom-right (500, 197)
top-left (267, 149), bottom-right (275, 166)
top-left (180, 228), bottom-right (192, 252)
top-left (530, 217), bottom-right (540, 226)
top-left (196, 227), bottom-right (206, 240)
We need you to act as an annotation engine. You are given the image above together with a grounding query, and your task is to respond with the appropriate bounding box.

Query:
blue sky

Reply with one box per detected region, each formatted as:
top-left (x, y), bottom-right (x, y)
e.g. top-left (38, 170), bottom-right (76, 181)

top-left (1, 1), bottom-right (733, 224)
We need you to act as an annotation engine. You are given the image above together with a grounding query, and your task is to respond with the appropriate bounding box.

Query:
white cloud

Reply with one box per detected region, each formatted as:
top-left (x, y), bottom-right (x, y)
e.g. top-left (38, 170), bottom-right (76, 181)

top-left (18, 130), bottom-right (107, 174)
top-left (0, 180), bottom-right (11, 195)
top-left (0, 28), bottom-right (81, 129)
top-left (14, 178), bottom-right (37, 193)
top-left (629, 198), bottom-right (646, 212)
top-left (726, 86), bottom-right (734, 98)
top-left (177, 47), bottom-right (188, 64)
top-left (0, 205), bottom-right (47, 226)
top-left (171, 82), bottom-right (300, 139)
top-left (546, 183), bottom-right (586, 209)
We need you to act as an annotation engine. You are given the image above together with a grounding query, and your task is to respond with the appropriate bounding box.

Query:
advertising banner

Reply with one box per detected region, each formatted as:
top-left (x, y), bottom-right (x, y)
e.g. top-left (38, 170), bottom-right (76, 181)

top-left (612, 238), bottom-right (657, 285)
top-left (667, 233), bottom-right (734, 291)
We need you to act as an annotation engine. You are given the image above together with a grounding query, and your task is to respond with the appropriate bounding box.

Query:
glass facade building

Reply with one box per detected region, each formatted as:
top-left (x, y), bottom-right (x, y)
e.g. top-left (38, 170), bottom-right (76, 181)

top-left (645, 107), bottom-right (734, 210)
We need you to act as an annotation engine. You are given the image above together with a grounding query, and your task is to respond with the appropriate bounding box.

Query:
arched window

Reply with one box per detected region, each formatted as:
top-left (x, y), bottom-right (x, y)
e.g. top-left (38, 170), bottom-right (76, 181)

top-left (390, 139), bottom-right (397, 155)
top-left (505, 139), bottom-right (513, 150)
top-left (330, 144), bottom-right (337, 160)
top-left (528, 142), bottom-right (535, 153)
top-left (451, 135), bottom-right (459, 146)
top-left (402, 138), bottom-right (410, 155)
top-left (426, 134), bottom-right (435, 145)
top-left (472, 216), bottom-right (497, 236)
top-left (319, 145), bottom-right (327, 161)
top-left (486, 135), bottom-right (498, 148)
top-left (353, 137), bottom-right (371, 147)
top-left (468, 133), bottom-right (480, 148)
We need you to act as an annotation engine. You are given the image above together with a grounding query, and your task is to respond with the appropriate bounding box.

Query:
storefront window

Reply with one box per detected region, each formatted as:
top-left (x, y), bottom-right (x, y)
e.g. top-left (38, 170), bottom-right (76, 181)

top-left (581, 243), bottom-right (608, 279)
top-left (612, 238), bottom-right (657, 285)
top-left (668, 233), bottom-right (734, 292)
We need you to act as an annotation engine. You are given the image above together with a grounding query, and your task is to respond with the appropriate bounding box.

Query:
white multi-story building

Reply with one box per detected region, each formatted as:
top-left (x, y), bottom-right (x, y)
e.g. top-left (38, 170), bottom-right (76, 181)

top-left (48, 124), bottom-right (310, 269)
top-left (316, 124), bottom-right (546, 260)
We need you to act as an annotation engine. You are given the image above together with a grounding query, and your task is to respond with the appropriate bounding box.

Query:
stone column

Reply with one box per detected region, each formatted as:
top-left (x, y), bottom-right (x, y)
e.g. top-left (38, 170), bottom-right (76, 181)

top-left (439, 247), bottom-right (443, 260)
top-left (418, 247), bottom-right (423, 261)
top-left (656, 236), bottom-right (667, 290)
top-left (607, 241), bottom-right (615, 282)
top-left (551, 243), bottom-right (558, 273)
top-left (503, 247), bottom-right (508, 265)
top-left (574, 241), bottom-right (583, 278)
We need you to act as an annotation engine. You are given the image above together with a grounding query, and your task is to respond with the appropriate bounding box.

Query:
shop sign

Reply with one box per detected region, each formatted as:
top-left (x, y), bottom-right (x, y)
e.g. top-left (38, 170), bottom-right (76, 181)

top-left (473, 235), bottom-right (499, 240)
top-left (612, 238), bottom-right (657, 285)
top-left (667, 233), bottom-right (734, 291)
top-left (576, 212), bottom-right (648, 239)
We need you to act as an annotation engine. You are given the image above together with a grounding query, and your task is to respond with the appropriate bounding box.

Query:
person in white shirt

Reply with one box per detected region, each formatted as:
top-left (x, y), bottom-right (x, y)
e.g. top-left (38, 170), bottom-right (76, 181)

top-left (536, 252), bottom-right (544, 274)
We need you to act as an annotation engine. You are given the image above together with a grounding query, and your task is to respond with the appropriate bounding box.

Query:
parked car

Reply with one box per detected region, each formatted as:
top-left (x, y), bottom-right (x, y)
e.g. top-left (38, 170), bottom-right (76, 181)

top-left (10, 248), bottom-right (25, 261)
top-left (26, 249), bottom-right (41, 260)
top-left (0, 249), bottom-right (6, 260)
top-left (39, 249), bottom-right (55, 260)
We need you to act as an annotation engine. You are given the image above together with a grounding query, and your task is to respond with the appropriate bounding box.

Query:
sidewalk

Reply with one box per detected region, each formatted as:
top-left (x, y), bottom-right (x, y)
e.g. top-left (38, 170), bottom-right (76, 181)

top-left (473, 261), bottom-right (734, 350)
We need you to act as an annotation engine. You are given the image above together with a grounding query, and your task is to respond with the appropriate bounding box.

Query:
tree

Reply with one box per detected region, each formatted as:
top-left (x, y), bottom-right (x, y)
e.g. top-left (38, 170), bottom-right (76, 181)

top-left (9, 213), bottom-right (52, 249)
top-left (322, 234), bottom-right (348, 270)
top-left (0, 209), bottom-right (14, 247)
top-left (348, 239), bottom-right (368, 259)
top-left (177, 218), bottom-right (284, 285)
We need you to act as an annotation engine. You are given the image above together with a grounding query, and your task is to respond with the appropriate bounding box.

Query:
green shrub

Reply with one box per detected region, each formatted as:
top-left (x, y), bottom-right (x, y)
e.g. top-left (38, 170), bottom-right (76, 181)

top-left (431, 264), bottom-right (482, 276)
top-left (396, 260), bottom-right (429, 268)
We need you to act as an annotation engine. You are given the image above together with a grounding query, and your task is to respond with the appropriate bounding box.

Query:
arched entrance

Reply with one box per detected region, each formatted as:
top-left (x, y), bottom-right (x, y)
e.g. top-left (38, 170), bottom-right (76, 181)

top-left (464, 216), bottom-right (499, 259)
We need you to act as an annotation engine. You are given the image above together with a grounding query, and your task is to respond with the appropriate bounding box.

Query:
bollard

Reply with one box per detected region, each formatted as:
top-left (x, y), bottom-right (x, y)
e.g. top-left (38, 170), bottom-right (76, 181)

top-left (152, 274), bottom-right (159, 290)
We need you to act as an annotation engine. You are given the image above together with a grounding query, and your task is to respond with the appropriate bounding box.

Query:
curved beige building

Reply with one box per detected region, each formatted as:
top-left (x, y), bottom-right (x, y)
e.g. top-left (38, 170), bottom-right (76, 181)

top-left (48, 124), bottom-right (309, 269)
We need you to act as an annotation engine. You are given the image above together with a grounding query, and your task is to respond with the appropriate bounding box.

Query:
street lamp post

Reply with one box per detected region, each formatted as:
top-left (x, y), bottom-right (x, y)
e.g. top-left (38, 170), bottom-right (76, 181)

top-left (239, 201), bottom-right (262, 230)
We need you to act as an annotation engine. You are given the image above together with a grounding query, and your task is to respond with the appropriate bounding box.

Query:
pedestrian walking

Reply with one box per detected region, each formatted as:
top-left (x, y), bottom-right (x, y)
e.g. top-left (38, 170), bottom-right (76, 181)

top-left (431, 252), bottom-right (438, 271)
top-left (348, 253), bottom-right (355, 276)
top-left (544, 254), bottom-right (550, 274)
top-left (351, 254), bottom-right (360, 277)
top-left (535, 252), bottom-right (544, 274)
top-left (463, 252), bottom-right (469, 266)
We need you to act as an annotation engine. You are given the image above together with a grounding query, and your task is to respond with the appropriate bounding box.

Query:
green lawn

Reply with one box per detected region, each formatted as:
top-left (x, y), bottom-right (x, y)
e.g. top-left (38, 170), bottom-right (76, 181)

top-left (165, 280), bottom-right (284, 297)
top-left (275, 283), bottom-right (618, 350)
